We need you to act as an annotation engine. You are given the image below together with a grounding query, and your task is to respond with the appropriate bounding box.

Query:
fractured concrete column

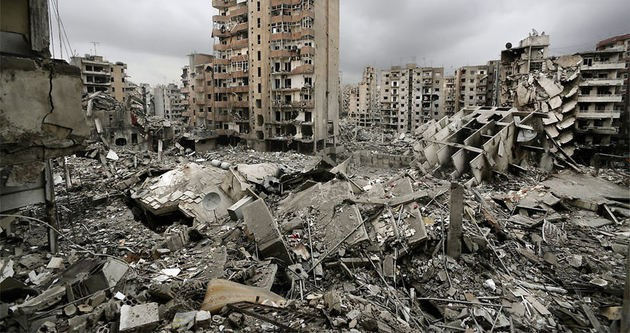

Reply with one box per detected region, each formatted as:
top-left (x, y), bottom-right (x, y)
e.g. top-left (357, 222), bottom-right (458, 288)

top-left (447, 182), bottom-right (464, 259)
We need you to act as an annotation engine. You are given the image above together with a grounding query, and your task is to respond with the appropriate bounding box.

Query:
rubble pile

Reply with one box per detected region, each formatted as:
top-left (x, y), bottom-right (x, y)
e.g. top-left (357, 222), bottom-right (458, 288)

top-left (500, 55), bottom-right (582, 156)
top-left (1, 140), bottom-right (629, 332)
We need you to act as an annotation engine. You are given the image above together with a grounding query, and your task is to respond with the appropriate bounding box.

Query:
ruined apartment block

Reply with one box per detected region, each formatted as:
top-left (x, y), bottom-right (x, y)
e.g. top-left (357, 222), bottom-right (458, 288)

top-left (70, 55), bottom-right (129, 102)
top-left (576, 45), bottom-right (625, 148)
top-left (153, 83), bottom-right (185, 121)
top-left (593, 34), bottom-right (630, 152)
top-left (499, 32), bottom-right (550, 107)
top-left (380, 64), bottom-right (445, 133)
top-left (442, 76), bottom-right (456, 117)
top-left (347, 66), bottom-right (379, 127)
top-left (190, 0), bottom-right (339, 152)
top-left (454, 61), bottom-right (500, 111)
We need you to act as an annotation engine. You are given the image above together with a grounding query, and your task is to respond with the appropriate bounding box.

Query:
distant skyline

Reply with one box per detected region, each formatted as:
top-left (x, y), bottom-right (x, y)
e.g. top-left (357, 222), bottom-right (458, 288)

top-left (51, 0), bottom-right (630, 86)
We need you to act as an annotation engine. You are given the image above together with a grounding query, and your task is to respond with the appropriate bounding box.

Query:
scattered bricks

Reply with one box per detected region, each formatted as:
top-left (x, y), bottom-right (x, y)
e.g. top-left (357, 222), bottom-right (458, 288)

top-left (119, 303), bottom-right (160, 332)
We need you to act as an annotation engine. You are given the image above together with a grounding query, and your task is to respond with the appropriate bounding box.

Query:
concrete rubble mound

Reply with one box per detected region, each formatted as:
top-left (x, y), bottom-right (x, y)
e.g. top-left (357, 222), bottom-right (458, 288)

top-left (1, 134), bottom-right (629, 332)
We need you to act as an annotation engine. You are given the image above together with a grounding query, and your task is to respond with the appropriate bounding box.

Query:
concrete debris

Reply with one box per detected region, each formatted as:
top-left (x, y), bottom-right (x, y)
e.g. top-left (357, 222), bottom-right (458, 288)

top-left (119, 303), bottom-right (160, 332)
top-left (2, 139), bottom-right (628, 332)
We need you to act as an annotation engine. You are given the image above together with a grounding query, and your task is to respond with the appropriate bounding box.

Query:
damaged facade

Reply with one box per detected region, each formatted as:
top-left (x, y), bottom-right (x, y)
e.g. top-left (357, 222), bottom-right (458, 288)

top-left (1, 2), bottom-right (629, 331)
top-left (70, 55), bottom-right (129, 103)
top-left (181, 0), bottom-right (340, 153)
top-left (380, 64), bottom-right (445, 133)
top-left (347, 66), bottom-right (379, 127)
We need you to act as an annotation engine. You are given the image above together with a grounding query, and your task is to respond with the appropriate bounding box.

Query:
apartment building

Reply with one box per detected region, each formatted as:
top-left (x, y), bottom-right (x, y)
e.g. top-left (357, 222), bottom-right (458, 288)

top-left (442, 76), bottom-right (457, 116)
top-left (154, 83), bottom-right (185, 121)
top-left (595, 34), bottom-right (630, 152)
top-left (180, 53), bottom-right (215, 130)
top-left (348, 66), bottom-right (379, 127)
top-left (576, 45), bottom-right (626, 148)
top-left (380, 64), bottom-right (445, 133)
top-left (204, 0), bottom-right (339, 152)
top-left (455, 65), bottom-right (490, 110)
top-left (70, 55), bottom-right (128, 102)
top-left (499, 33), bottom-right (550, 106)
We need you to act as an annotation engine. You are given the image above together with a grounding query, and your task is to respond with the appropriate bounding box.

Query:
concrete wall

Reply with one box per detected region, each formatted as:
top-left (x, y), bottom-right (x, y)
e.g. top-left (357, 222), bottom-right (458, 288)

top-left (0, 56), bottom-right (89, 166)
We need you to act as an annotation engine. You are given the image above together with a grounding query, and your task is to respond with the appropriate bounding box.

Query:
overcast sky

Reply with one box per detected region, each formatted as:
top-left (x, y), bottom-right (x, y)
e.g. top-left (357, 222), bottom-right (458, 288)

top-left (51, 0), bottom-right (630, 86)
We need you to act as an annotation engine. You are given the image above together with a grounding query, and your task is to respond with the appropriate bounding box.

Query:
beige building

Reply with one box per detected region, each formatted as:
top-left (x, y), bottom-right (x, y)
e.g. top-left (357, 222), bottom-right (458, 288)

top-left (348, 66), bottom-right (379, 127)
top-left (70, 55), bottom-right (128, 102)
top-left (499, 33), bottom-right (550, 106)
top-left (442, 76), bottom-right (457, 116)
top-left (455, 65), bottom-right (490, 110)
top-left (380, 64), bottom-right (444, 133)
top-left (192, 0), bottom-right (339, 152)
top-left (595, 34), bottom-right (630, 152)
top-left (576, 45), bottom-right (626, 148)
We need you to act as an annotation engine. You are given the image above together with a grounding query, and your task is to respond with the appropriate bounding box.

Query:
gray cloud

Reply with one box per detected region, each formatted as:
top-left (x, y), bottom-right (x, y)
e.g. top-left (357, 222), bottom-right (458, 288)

top-left (52, 0), bottom-right (630, 85)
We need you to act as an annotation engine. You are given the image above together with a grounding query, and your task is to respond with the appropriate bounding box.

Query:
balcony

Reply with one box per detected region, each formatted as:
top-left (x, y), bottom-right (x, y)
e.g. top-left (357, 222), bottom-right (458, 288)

top-left (214, 72), bottom-right (231, 79)
top-left (271, 15), bottom-right (292, 24)
top-left (212, 15), bottom-right (230, 24)
top-left (229, 86), bottom-right (249, 93)
top-left (229, 54), bottom-right (248, 62)
top-left (231, 38), bottom-right (248, 49)
top-left (581, 62), bottom-right (626, 71)
top-left (291, 100), bottom-right (314, 108)
top-left (291, 64), bottom-right (314, 75)
top-left (292, 28), bottom-right (315, 40)
top-left (231, 70), bottom-right (248, 78)
top-left (576, 126), bottom-right (619, 135)
top-left (579, 78), bottom-right (624, 86)
top-left (85, 80), bottom-right (111, 86)
top-left (270, 49), bottom-right (295, 58)
top-left (576, 111), bottom-right (621, 119)
top-left (271, 32), bottom-right (292, 41)
top-left (271, 0), bottom-right (301, 6)
top-left (212, 28), bottom-right (230, 38)
top-left (299, 46), bottom-right (315, 56)
top-left (577, 94), bottom-right (623, 103)
top-left (232, 22), bottom-right (248, 33)
top-left (213, 58), bottom-right (230, 65)
top-left (212, 0), bottom-right (236, 8)
top-left (83, 70), bottom-right (110, 76)
top-left (230, 6), bottom-right (247, 17)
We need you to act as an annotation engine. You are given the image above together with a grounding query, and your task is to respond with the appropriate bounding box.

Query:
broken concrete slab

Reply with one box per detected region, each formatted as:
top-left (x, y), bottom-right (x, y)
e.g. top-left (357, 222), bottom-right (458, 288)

top-left (200, 279), bottom-right (286, 313)
top-left (119, 303), bottom-right (159, 332)
top-left (243, 198), bottom-right (291, 263)
top-left (227, 195), bottom-right (254, 221)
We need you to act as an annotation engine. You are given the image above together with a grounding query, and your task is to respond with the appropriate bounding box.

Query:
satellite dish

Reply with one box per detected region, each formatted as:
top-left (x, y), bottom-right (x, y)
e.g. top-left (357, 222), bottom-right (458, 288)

top-left (505, 42), bottom-right (513, 50)
top-left (202, 192), bottom-right (222, 211)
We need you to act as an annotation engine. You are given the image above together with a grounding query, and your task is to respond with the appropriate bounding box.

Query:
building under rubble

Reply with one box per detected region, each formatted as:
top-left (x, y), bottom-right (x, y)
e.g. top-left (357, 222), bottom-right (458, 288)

top-left (180, 0), bottom-right (340, 153)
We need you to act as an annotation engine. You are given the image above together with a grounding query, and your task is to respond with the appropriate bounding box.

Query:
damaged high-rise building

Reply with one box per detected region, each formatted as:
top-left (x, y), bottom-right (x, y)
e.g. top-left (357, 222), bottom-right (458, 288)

top-left (380, 64), bottom-right (445, 133)
top-left (70, 55), bottom-right (129, 102)
top-left (347, 66), bottom-right (379, 127)
top-left (183, 0), bottom-right (339, 152)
